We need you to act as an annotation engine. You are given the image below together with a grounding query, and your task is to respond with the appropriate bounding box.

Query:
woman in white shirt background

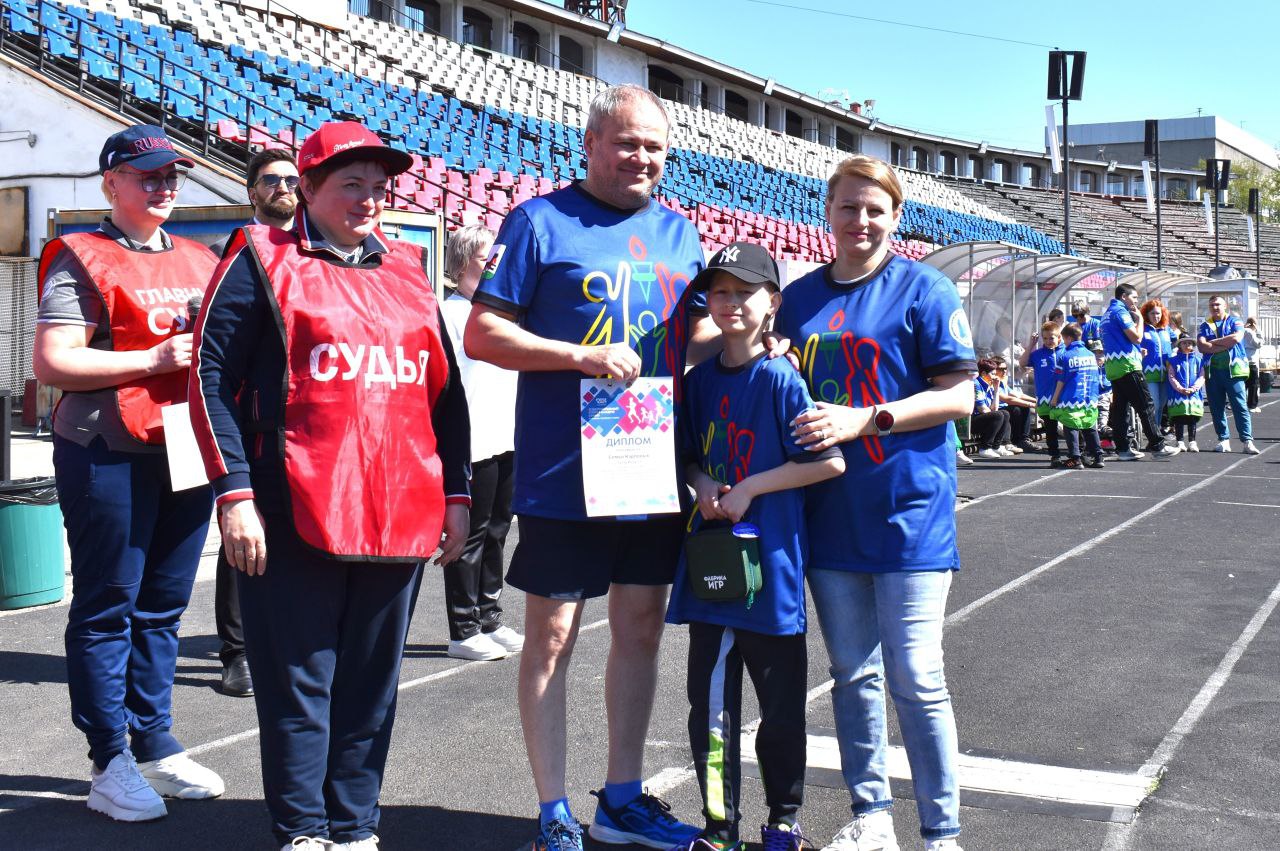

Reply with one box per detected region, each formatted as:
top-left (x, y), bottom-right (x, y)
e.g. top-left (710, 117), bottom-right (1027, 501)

top-left (438, 224), bottom-right (526, 660)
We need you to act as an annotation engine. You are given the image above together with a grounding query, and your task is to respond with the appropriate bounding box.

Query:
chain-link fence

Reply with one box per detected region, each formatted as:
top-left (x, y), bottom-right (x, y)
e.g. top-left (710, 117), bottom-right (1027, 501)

top-left (1, 257), bottom-right (37, 401)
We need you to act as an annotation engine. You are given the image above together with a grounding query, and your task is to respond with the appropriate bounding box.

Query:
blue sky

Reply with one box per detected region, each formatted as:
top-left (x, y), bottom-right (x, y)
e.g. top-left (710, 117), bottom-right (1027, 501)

top-left (625, 0), bottom-right (1280, 155)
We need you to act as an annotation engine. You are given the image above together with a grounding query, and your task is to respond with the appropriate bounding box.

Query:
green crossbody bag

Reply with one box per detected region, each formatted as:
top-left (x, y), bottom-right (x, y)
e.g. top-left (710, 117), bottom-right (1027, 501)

top-left (683, 522), bottom-right (763, 607)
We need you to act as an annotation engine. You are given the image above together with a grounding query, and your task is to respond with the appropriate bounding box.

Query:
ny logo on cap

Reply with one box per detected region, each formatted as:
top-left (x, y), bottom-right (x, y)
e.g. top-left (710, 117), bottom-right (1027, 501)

top-left (720, 245), bottom-right (740, 263)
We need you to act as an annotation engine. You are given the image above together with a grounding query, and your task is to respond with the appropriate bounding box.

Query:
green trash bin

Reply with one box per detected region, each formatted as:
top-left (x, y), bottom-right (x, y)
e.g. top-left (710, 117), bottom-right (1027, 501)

top-left (0, 477), bottom-right (65, 610)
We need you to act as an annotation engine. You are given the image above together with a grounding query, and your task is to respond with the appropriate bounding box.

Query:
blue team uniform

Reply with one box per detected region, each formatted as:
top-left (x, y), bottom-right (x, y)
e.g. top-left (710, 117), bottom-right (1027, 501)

top-left (1166, 351), bottom-right (1206, 417)
top-left (472, 184), bottom-right (705, 520)
top-left (1197, 316), bottom-right (1249, 379)
top-left (1100, 298), bottom-right (1142, 381)
top-left (667, 354), bottom-right (832, 635)
top-left (972, 376), bottom-right (998, 414)
top-left (1070, 314), bottom-right (1102, 348)
top-left (1052, 340), bottom-right (1100, 429)
top-left (1140, 326), bottom-right (1171, 383)
top-left (1027, 344), bottom-right (1063, 416)
top-left (775, 257), bottom-right (976, 573)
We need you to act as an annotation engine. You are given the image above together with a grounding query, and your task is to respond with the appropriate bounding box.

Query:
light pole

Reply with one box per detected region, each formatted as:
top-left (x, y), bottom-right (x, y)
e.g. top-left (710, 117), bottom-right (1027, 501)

top-left (1048, 51), bottom-right (1086, 255)
top-left (1206, 158), bottom-right (1231, 266)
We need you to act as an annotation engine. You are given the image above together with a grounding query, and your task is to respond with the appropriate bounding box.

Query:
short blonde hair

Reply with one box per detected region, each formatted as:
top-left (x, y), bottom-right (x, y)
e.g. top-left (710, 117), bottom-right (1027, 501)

top-left (1041, 321), bottom-right (1059, 334)
top-left (444, 224), bottom-right (495, 283)
top-left (826, 155), bottom-right (904, 211)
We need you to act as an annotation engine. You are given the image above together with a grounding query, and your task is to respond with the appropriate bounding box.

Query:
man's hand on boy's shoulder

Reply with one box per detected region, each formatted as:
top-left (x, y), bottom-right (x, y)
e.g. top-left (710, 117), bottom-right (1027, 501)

top-left (762, 331), bottom-right (798, 370)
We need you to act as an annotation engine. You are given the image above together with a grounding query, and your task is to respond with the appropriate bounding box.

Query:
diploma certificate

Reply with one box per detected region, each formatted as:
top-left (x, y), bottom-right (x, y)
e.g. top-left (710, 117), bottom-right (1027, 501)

top-left (580, 377), bottom-right (680, 517)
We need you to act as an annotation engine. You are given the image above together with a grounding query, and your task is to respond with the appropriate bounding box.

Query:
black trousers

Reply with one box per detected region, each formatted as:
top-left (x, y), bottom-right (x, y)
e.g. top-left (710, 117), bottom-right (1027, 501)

top-left (442, 452), bottom-right (514, 640)
top-left (971, 410), bottom-right (1010, 449)
top-left (1009, 406), bottom-right (1033, 445)
top-left (1172, 414), bottom-right (1201, 442)
top-left (1042, 414), bottom-right (1061, 456)
top-left (687, 622), bottom-right (807, 840)
top-left (1247, 363), bottom-right (1260, 410)
top-left (1064, 426), bottom-right (1102, 459)
top-left (215, 549), bottom-right (245, 665)
top-left (1108, 371), bottom-right (1164, 452)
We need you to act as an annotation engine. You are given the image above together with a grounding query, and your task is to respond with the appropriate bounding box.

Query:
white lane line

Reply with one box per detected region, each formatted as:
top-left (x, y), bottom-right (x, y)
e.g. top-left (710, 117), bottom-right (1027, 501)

top-left (1223, 474), bottom-right (1280, 481)
top-left (1149, 797), bottom-right (1280, 824)
top-left (1102, 576), bottom-right (1280, 850)
top-left (1214, 501), bottom-right (1280, 509)
top-left (1010, 493), bottom-right (1148, 499)
top-left (955, 469), bottom-right (1071, 512)
top-left (947, 443), bottom-right (1275, 628)
top-left (744, 732), bottom-right (1154, 811)
top-left (2, 619), bottom-right (614, 818)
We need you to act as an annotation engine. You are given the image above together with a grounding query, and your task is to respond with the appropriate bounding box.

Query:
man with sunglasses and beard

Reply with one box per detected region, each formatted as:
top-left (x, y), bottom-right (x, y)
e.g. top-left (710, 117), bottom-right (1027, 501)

top-left (209, 148), bottom-right (299, 698)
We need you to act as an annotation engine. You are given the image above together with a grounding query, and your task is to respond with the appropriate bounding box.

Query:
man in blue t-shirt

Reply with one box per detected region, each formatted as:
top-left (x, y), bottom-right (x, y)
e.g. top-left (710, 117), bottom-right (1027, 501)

top-left (1099, 283), bottom-right (1178, 460)
top-left (1197, 295), bottom-right (1258, 453)
top-left (465, 84), bottom-right (713, 851)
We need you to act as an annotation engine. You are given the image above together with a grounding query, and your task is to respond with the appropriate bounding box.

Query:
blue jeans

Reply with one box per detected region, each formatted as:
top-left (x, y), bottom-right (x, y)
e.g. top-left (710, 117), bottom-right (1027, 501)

top-left (1205, 370), bottom-right (1251, 442)
top-left (1146, 380), bottom-right (1167, 424)
top-left (54, 435), bottom-right (212, 769)
top-left (807, 568), bottom-right (960, 841)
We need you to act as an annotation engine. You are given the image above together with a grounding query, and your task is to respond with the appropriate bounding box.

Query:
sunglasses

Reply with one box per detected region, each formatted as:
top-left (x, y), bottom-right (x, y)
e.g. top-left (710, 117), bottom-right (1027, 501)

top-left (117, 169), bottom-right (187, 193)
top-left (254, 174), bottom-right (300, 191)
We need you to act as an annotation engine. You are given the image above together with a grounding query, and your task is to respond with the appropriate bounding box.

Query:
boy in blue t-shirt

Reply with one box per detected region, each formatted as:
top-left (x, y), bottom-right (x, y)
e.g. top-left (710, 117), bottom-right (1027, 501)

top-left (669, 242), bottom-right (844, 851)
top-left (1024, 321), bottom-right (1064, 466)
top-left (1050, 323), bottom-right (1104, 468)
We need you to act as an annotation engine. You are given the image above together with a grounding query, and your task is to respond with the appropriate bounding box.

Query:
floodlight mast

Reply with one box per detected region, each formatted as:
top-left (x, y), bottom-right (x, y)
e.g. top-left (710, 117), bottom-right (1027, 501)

top-left (1048, 51), bottom-right (1086, 255)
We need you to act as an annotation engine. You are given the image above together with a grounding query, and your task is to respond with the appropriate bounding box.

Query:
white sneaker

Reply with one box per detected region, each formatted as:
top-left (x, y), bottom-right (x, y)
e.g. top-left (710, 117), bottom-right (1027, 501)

top-left (485, 625), bottom-right (525, 653)
top-left (1243, 440), bottom-right (1261, 455)
top-left (822, 809), bottom-right (900, 851)
top-left (1215, 439), bottom-right (1232, 453)
top-left (996, 445), bottom-right (1014, 456)
top-left (1176, 440), bottom-right (1187, 451)
top-left (955, 450), bottom-right (974, 466)
top-left (1005, 444), bottom-right (1024, 455)
top-left (1188, 440), bottom-right (1200, 453)
top-left (1250, 407), bottom-right (1262, 413)
top-left (977, 448), bottom-right (1001, 459)
top-left (447, 632), bottom-right (508, 661)
top-left (88, 751), bottom-right (168, 822)
top-left (138, 752), bottom-right (224, 799)
top-left (1154, 444), bottom-right (1181, 458)
top-left (283, 839), bottom-right (333, 851)
top-left (925, 840), bottom-right (964, 851)
top-left (333, 837), bottom-right (378, 849)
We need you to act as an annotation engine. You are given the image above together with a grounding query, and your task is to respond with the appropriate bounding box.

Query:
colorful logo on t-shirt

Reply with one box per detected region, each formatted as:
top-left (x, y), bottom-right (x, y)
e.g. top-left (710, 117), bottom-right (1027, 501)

top-left (700, 394), bottom-right (756, 485)
top-left (480, 244), bottom-right (505, 281)
top-left (948, 308), bottom-right (973, 348)
top-left (797, 314), bottom-right (887, 464)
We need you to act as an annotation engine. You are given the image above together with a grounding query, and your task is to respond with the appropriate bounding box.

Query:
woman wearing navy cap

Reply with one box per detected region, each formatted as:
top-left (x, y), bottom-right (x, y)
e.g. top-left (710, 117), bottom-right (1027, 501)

top-left (190, 121), bottom-right (471, 851)
top-left (34, 124), bottom-right (223, 822)
top-left (774, 156), bottom-right (976, 851)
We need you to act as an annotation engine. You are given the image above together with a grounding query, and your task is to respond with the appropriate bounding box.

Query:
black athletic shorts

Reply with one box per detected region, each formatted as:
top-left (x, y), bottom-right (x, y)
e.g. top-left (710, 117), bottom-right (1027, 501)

top-left (505, 513), bottom-right (686, 600)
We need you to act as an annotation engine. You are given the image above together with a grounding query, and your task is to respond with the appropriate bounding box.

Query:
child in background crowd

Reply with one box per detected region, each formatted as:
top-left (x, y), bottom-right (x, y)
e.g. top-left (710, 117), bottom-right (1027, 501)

top-left (668, 243), bottom-right (845, 851)
top-left (1092, 343), bottom-right (1115, 451)
top-left (992, 356), bottom-right (1036, 453)
top-left (1025, 322), bottom-right (1064, 467)
top-left (972, 360), bottom-right (1011, 459)
top-left (1166, 335), bottom-right (1206, 452)
top-left (1051, 323), bottom-right (1104, 469)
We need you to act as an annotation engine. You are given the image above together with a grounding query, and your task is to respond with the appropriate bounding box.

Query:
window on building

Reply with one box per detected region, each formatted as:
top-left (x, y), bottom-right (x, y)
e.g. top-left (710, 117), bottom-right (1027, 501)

top-left (462, 8), bottom-right (493, 49)
top-left (784, 109), bottom-right (803, 139)
top-left (648, 66), bottom-right (684, 103)
top-left (402, 0), bottom-right (441, 32)
top-left (724, 89), bottom-right (748, 122)
top-left (1078, 170), bottom-right (1095, 193)
top-left (559, 35), bottom-right (586, 74)
top-left (512, 22), bottom-right (541, 63)
top-left (969, 155), bottom-right (984, 179)
top-left (992, 159), bottom-right (1014, 183)
top-left (939, 150), bottom-right (958, 175)
top-left (891, 142), bottom-right (903, 166)
top-left (835, 126), bottom-right (859, 153)
top-left (1167, 178), bottom-right (1189, 200)
top-left (911, 146), bottom-right (930, 171)
top-left (1105, 172), bottom-right (1125, 195)
top-left (1022, 163), bottom-right (1042, 186)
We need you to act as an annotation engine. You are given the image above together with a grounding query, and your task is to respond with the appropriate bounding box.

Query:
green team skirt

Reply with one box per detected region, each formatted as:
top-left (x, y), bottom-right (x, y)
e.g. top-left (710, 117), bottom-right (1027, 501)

top-left (1052, 406), bottom-right (1099, 430)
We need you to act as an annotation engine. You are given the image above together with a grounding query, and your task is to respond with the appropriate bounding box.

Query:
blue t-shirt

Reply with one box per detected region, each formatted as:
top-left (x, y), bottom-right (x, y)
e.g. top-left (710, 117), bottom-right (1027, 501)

top-left (1027, 344), bottom-right (1063, 408)
top-left (667, 354), bottom-right (830, 635)
top-left (1140, 326), bottom-right (1171, 382)
top-left (1053, 340), bottom-right (1099, 411)
top-left (774, 256), bottom-right (977, 573)
top-left (971, 376), bottom-right (997, 414)
top-left (1070, 314), bottom-right (1101, 348)
top-left (1166, 351), bottom-right (1206, 405)
top-left (473, 184), bottom-right (705, 520)
top-left (1100, 299), bottom-right (1142, 380)
top-left (1197, 315), bottom-right (1249, 379)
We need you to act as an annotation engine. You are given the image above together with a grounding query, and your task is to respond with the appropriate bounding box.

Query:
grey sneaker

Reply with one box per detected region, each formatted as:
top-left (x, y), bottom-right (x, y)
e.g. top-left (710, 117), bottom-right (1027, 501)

top-left (1154, 444), bottom-right (1181, 458)
top-left (1116, 449), bottom-right (1145, 461)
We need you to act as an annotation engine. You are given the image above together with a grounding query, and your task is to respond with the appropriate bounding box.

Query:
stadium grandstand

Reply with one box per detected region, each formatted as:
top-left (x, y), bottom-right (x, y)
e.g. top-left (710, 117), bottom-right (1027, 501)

top-left (0, 0), bottom-right (1277, 390)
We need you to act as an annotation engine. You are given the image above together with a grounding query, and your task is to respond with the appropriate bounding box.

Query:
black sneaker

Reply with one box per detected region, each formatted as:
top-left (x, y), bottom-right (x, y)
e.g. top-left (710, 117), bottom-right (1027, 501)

top-left (1085, 455), bottom-right (1106, 468)
top-left (1049, 456), bottom-right (1066, 468)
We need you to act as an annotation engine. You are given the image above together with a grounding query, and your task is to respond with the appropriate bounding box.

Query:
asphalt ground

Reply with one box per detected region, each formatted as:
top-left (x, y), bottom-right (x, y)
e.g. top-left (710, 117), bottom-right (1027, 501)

top-left (1, 401), bottom-right (1278, 850)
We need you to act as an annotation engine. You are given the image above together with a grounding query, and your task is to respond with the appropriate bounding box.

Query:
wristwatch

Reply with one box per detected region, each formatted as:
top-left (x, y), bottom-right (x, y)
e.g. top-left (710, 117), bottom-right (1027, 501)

top-left (873, 406), bottom-right (894, 437)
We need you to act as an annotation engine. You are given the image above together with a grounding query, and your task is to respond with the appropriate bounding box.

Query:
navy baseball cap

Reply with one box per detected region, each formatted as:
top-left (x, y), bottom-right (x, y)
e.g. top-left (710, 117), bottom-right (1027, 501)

top-left (691, 241), bottom-right (781, 292)
top-left (99, 125), bottom-right (195, 174)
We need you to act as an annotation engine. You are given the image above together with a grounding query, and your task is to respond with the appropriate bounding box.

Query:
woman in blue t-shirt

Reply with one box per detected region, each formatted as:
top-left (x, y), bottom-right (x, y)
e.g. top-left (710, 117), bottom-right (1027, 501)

top-left (775, 156), bottom-right (976, 851)
top-left (1138, 299), bottom-right (1171, 426)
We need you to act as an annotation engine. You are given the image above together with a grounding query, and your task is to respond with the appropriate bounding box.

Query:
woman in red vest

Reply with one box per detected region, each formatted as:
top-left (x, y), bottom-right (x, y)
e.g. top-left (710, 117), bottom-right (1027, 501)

top-left (33, 125), bottom-right (224, 823)
top-left (190, 122), bottom-right (470, 851)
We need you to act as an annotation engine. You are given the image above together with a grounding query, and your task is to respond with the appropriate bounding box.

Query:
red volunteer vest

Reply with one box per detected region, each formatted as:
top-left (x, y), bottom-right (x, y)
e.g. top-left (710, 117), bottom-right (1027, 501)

top-left (38, 230), bottom-right (216, 445)
top-left (244, 225), bottom-right (450, 561)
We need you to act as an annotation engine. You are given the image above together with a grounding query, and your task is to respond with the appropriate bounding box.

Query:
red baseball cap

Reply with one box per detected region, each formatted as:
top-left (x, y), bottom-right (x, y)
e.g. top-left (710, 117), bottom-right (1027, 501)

top-left (297, 121), bottom-right (414, 176)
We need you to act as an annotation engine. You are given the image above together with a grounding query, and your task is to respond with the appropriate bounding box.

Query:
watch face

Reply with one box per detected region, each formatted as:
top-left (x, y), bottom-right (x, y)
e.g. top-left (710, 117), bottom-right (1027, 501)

top-left (875, 409), bottom-right (894, 432)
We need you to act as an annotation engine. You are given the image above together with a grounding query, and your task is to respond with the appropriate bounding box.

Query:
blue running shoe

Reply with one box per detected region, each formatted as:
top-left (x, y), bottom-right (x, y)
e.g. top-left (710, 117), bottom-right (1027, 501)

top-left (760, 822), bottom-right (811, 850)
top-left (588, 789), bottom-right (701, 848)
top-left (533, 817), bottom-right (583, 851)
top-left (666, 838), bottom-right (744, 851)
